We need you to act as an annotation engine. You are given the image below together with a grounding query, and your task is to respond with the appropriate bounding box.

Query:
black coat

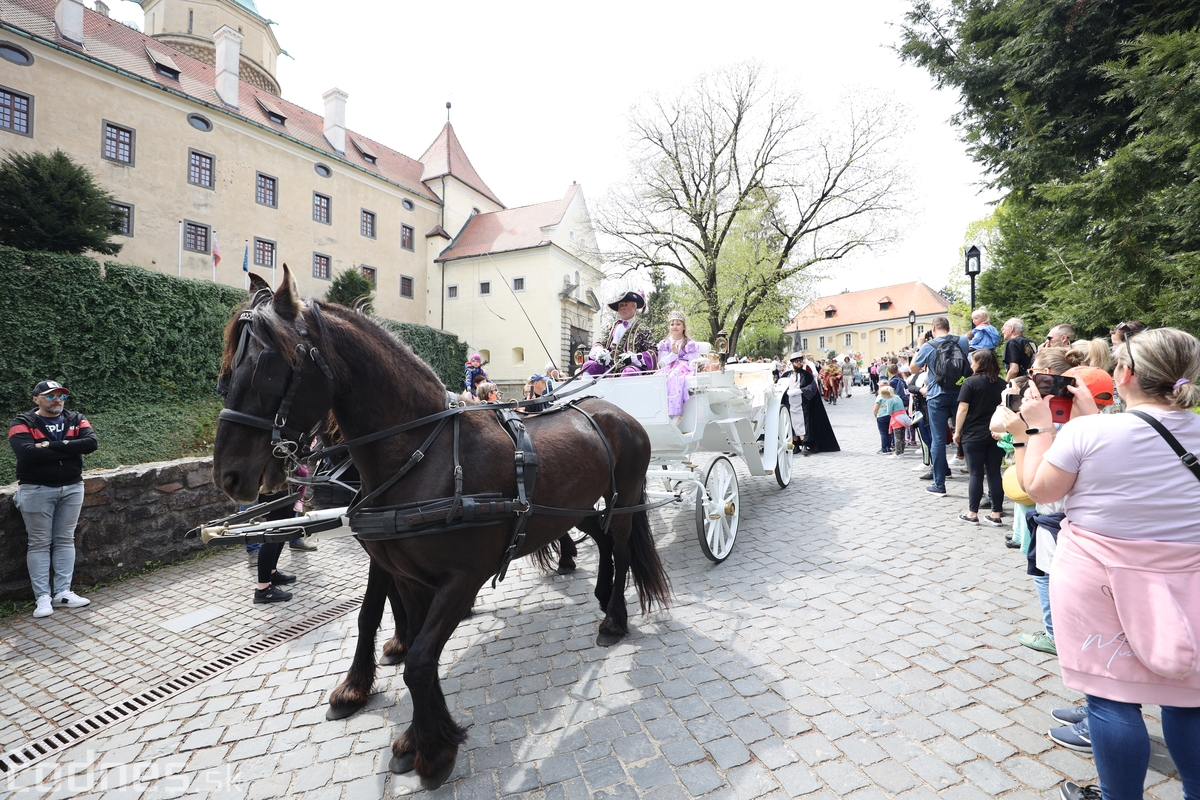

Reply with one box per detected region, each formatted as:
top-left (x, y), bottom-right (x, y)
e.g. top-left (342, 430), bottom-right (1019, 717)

top-left (8, 409), bottom-right (98, 486)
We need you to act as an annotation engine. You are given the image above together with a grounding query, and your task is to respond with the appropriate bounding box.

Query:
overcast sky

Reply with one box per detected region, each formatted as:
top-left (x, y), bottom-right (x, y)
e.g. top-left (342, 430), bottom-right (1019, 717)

top-left (115, 0), bottom-right (1000, 302)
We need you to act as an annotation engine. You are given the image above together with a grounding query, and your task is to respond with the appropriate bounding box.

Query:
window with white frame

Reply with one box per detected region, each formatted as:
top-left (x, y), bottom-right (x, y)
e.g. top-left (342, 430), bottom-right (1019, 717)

top-left (917, 324), bottom-right (925, 337)
top-left (447, 285), bottom-right (458, 299)
top-left (801, 337), bottom-right (809, 350)
top-left (844, 333), bottom-right (852, 347)
top-left (878, 329), bottom-right (888, 344)
top-left (512, 276), bottom-right (525, 292)
top-left (479, 280), bottom-right (491, 296)
top-left (818, 335), bottom-right (826, 349)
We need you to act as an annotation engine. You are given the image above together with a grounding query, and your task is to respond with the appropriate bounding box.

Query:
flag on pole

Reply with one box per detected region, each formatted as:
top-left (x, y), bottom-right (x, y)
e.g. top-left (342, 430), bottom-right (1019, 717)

top-left (242, 241), bottom-right (249, 272)
top-left (212, 234), bottom-right (221, 267)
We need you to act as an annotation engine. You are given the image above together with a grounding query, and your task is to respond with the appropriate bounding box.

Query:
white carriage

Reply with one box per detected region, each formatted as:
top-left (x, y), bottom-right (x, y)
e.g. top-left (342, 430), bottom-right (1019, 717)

top-left (575, 360), bottom-right (794, 563)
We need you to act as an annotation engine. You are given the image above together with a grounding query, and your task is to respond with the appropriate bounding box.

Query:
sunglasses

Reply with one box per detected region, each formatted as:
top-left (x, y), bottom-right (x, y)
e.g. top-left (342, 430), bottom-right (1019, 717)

top-left (41, 394), bottom-right (68, 402)
top-left (1116, 322), bottom-right (1139, 375)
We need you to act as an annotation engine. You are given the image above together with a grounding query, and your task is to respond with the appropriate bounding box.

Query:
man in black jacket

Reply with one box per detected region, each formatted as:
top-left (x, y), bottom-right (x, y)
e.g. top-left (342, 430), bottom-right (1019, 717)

top-left (8, 381), bottom-right (98, 618)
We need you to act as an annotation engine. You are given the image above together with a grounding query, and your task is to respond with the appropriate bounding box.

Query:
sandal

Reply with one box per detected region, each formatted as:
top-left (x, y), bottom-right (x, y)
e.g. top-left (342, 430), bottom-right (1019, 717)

top-left (958, 514), bottom-right (980, 525)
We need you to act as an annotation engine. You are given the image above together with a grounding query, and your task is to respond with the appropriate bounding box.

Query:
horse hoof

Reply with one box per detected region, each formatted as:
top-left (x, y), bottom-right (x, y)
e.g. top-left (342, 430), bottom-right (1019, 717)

top-left (556, 565), bottom-right (576, 575)
top-left (389, 753), bottom-right (416, 774)
top-left (326, 700), bottom-right (365, 721)
top-left (391, 754), bottom-right (457, 792)
top-left (379, 652), bottom-right (406, 666)
top-left (595, 631), bottom-right (623, 647)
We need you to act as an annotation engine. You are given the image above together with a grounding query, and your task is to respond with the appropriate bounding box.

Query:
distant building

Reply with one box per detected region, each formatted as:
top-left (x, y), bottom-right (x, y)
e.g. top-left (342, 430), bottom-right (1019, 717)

top-left (784, 282), bottom-right (950, 360)
top-left (0, 0), bottom-right (602, 382)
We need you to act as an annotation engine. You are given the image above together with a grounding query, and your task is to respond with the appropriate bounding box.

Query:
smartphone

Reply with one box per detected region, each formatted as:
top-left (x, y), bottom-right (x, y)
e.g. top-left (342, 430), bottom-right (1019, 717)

top-left (1005, 393), bottom-right (1023, 412)
top-left (1031, 373), bottom-right (1076, 398)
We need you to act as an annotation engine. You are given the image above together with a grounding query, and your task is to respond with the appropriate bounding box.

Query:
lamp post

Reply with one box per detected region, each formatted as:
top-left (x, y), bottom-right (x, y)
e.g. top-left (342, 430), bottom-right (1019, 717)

top-left (965, 245), bottom-right (981, 311)
top-left (908, 310), bottom-right (916, 350)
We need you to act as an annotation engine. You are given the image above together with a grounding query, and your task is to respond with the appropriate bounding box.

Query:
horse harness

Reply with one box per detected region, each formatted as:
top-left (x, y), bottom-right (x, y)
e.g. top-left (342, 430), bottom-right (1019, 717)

top-left (217, 300), bottom-right (669, 585)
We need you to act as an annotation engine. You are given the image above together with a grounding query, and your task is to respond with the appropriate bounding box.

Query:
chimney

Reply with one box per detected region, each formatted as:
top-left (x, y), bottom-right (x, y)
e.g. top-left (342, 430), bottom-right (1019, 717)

top-left (55, 0), bottom-right (85, 45)
top-left (212, 25), bottom-right (243, 108)
top-left (94, 0), bottom-right (109, 17)
top-left (323, 88), bottom-right (349, 154)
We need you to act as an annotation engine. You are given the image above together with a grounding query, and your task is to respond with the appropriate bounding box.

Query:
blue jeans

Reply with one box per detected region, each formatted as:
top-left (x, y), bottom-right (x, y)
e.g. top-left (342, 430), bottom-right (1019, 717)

top-left (1033, 574), bottom-right (1052, 638)
top-left (17, 483), bottom-right (85, 598)
top-left (1086, 694), bottom-right (1200, 800)
top-left (876, 416), bottom-right (893, 451)
top-left (927, 392), bottom-right (957, 489)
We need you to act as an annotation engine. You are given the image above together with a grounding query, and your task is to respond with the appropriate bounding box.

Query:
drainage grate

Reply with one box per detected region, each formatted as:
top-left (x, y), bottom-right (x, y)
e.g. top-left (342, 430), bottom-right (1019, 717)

top-left (0, 596), bottom-right (362, 778)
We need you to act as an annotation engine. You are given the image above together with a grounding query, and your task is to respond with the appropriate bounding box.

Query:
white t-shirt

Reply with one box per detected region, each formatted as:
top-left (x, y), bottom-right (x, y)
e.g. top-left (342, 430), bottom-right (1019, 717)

top-left (1044, 407), bottom-right (1200, 542)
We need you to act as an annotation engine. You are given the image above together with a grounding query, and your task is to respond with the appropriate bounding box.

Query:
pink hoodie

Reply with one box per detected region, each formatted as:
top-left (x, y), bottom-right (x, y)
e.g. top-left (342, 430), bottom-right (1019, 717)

top-left (1051, 521), bottom-right (1200, 706)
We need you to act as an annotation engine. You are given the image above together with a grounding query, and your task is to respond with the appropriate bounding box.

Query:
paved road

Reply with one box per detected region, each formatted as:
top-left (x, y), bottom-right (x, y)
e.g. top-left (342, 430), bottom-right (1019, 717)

top-left (0, 390), bottom-right (1184, 799)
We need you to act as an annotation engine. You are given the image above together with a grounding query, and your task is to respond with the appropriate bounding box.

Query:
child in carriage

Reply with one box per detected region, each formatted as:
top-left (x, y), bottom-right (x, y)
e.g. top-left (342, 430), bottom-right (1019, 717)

top-left (656, 311), bottom-right (704, 423)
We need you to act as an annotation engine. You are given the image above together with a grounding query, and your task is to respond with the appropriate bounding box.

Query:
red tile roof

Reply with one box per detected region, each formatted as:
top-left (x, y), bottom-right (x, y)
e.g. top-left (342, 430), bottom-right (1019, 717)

top-left (0, 0), bottom-right (439, 202)
top-left (436, 185), bottom-right (580, 263)
top-left (419, 122), bottom-right (503, 207)
top-left (784, 282), bottom-right (949, 333)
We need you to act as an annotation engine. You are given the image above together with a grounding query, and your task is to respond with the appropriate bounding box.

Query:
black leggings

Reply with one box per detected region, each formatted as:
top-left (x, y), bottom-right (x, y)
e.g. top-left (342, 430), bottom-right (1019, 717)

top-left (963, 438), bottom-right (1004, 514)
top-left (257, 543), bottom-right (284, 584)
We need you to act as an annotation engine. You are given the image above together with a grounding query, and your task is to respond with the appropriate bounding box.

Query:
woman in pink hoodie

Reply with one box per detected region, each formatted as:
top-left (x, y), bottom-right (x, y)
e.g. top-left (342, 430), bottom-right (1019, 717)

top-left (1003, 327), bottom-right (1200, 800)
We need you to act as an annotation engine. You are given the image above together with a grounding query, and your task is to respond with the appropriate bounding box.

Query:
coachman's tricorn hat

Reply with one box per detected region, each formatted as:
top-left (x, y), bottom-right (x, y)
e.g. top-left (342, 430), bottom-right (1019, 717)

top-left (607, 291), bottom-right (645, 311)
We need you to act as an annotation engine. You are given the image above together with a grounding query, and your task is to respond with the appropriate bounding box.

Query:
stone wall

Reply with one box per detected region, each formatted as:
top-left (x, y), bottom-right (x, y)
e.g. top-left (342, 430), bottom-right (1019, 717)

top-left (0, 457), bottom-right (235, 602)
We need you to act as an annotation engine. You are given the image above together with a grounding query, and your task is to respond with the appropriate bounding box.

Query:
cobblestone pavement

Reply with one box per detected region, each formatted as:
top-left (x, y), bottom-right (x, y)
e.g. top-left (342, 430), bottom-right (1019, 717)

top-left (1, 390), bottom-right (1184, 799)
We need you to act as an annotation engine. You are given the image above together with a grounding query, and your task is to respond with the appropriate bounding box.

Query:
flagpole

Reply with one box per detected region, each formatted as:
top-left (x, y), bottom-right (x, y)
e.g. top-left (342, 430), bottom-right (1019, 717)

top-left (177, 220), bottom-right (183, 277)
top-left (212, 229), bottom-right (217, 282)
top-left (244, 239), bottom-right (250, 291)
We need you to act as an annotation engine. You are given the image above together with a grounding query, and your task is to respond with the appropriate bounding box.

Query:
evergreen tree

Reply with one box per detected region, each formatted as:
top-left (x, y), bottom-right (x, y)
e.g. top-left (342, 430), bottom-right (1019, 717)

top-left (0, 149), bottom-right (124, 255)
top-left (325, 268), bottom-right (374, 313)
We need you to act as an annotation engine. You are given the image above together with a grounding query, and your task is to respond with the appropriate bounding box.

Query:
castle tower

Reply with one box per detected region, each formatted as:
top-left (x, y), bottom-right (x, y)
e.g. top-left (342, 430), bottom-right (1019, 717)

top-left (137, 0), bottom-right (282, 94)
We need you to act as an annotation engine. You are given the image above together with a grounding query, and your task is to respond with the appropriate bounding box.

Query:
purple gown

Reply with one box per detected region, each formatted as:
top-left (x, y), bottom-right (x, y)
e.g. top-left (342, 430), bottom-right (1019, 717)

top-left (656, 337), bottom-right (701, 416)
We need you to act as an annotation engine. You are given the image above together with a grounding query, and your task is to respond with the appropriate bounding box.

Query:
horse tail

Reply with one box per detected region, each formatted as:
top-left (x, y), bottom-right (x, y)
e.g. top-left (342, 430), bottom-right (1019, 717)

top-left (531, 539), bottom-right (560, 573)
top-left (628, 485), bottom-right (671, 613)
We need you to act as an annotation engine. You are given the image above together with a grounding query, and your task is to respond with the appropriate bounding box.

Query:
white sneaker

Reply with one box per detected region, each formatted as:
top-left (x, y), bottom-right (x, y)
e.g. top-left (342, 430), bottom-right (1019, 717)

top-left (33, 595), bottom-right (53, 618)
top-left (53, 591), bottom-right (90, 609)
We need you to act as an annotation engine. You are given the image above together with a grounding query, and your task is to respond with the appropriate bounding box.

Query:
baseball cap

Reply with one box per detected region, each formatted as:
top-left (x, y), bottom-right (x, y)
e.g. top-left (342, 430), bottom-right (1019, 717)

top-left (1065, 366), bottom-right (1114, 407)
top-left (529, 373), bottom-right (547, 383)
top-left (32, 380), bottom-right (69, 396)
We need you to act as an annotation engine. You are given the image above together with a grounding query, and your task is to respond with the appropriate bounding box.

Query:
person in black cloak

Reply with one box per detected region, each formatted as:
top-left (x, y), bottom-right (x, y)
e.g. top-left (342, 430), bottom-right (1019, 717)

top-left (780, 353), bottom-right (841, 455)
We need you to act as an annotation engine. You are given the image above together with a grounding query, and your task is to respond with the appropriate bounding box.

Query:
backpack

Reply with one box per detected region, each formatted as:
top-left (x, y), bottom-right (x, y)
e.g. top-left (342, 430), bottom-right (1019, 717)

top-left (929, 337), bottom-right (971, 392)
top-left (890, 375), bottom-right (910, 404)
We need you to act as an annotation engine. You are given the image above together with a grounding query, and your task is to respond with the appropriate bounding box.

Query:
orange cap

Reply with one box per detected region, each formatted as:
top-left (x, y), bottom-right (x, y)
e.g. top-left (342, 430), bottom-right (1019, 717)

top-left (1066, 366), bottom-right (1115, 407)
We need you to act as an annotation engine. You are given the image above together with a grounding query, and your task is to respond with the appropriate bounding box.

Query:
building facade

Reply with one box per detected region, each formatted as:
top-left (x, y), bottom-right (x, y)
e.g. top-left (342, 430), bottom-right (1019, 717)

top-left (0, 0), bottom-right (602, 383)
top-left (783, 282), bottom-right (951, 362)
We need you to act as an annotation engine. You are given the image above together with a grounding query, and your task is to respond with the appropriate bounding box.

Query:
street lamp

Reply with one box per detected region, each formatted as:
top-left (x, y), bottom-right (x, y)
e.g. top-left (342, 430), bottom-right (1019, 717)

top-left (908, 310), bottom-right (916, 350)
top-left (965, 245), bottom-right (982, 311)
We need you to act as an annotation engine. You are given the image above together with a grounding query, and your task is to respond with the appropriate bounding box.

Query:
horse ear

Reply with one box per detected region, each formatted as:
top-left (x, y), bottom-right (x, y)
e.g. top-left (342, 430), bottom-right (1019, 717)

top-left (273, 264), bottom-right (302, 321)
top-left (248, 272), bottom-right (272, 295)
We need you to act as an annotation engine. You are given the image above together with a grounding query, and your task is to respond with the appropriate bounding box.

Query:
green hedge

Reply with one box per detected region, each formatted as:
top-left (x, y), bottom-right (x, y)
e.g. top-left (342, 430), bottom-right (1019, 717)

top-left (374, 318), bottom-right (468, 390)
top-left (0, 246), bottom-right (245, 417)
top-left (0, 246), bottom-right (468, 483)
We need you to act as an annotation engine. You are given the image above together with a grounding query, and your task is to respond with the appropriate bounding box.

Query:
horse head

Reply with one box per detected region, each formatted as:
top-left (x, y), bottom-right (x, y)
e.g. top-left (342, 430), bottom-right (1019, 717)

top-left (212, 265), bottom-right (336, 503)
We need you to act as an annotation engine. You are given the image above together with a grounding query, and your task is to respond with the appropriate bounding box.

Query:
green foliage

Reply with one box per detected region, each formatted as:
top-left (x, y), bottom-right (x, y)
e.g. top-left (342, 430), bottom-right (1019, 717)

top-left (0, 246), bottom-right (245, 421)
top-left (642, 266), bottom-right (673, 342)
top-left (325, 268), bottom-right (374, 313)
top-left (373, 318), bottom-right (469, 390)
top-left (0, 396), bottom-right (222, 485)
top-left (737, 323), bottom-right (788, 360)
top-left (0, 149), bottom-right (126, 256)
top-left (904, 3), bottom-right (1200, 336)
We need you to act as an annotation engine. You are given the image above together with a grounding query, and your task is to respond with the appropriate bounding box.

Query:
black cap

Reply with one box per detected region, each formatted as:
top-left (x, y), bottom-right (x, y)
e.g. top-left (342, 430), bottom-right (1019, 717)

top-left (32, 380), bottom-right (69, 396)
top-left (607, 291), bottom-right (645, 311)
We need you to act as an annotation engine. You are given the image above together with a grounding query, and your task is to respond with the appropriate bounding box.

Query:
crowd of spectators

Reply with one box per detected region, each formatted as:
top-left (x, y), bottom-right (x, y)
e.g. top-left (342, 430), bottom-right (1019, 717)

top-left (860, 309), bottom-right (1200, 800)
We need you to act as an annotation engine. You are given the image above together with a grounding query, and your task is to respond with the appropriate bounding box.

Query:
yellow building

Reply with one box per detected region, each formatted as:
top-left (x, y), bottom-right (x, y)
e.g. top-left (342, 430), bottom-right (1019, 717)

top-left (0, 0), bottom-right (602, 382)
top-left (784, 282), bottom-right (951, 361)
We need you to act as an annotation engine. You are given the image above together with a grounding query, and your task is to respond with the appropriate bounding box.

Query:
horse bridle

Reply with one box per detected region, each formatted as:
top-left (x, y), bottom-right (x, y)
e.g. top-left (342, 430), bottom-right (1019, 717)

top-left (217, 292), bottom-right (334, 459)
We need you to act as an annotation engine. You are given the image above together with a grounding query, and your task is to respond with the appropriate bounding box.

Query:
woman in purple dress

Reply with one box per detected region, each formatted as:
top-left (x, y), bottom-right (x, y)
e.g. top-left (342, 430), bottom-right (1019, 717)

top-left (657, 311), bottom-right (702, 421)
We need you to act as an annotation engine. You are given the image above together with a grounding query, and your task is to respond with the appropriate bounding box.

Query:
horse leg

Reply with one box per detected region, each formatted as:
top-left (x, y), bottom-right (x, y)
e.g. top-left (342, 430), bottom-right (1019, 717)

top-left (326, 558), bottom-right (390, 720)
top-left (379, 576), bottom-right (408, 666)
top-left (389, 575), bottom-right (474, 792)
top-left (597, 518), bottom-right (632, 646)
top-left (556, 532), bottom-right (577, 575)
top-left (586, 524), bottom-right (614, 613)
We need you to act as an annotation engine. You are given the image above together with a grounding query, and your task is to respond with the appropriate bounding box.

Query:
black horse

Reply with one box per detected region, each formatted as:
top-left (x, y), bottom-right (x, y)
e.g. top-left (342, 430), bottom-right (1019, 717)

top-left (212, 267), bottom-right (670, 790)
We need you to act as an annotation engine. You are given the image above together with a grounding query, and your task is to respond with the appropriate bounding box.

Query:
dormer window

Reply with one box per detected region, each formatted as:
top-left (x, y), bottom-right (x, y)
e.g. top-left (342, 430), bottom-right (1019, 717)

top-left (824, 305), bottom-right (837, 319)
top-left (879, 302), bottom-right (892, 311)
top-left (146, 47), bottom-right (180, 80)
top-left (255, 96), bottom-right (287, 126)
top-left (352, 138), bottom-right (378, 165)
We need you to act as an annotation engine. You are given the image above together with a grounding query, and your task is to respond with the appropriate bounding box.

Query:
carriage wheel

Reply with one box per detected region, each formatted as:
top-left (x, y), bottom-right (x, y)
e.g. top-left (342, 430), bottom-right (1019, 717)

top-left (696, 456), bottom-right (739, 563)
top-left (774, 406), bottom-right (794, 488)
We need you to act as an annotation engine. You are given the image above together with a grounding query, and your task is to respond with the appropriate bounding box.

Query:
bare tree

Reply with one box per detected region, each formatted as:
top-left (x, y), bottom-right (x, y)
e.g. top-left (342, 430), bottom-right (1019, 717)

top-left (596, 62), bottom-right (910, 351)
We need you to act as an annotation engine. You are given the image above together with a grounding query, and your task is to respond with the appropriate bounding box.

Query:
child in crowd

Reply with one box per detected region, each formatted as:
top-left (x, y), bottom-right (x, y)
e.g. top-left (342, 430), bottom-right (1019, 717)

top-left (966, 307), bottom-right (1001, 351)
top-left (886, 364), bottom-right (910, 455)
top-left (873, 384), bottom-right (903, 454)
top-left (464, 353), bottom-right (487, 397)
